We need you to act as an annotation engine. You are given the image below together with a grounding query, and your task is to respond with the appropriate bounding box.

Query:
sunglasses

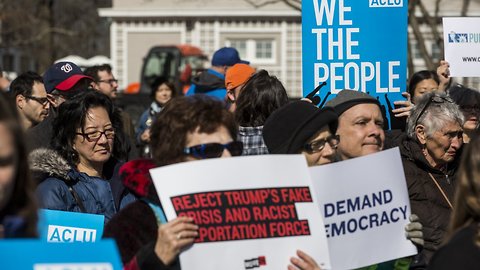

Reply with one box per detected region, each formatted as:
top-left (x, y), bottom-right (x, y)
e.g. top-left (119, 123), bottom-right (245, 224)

top-left (0, 154), bottom-right (16, 167)
top-left (183, 141), bottom-right (243, 159)
top-left (414, 95), bottom-right (453, 126)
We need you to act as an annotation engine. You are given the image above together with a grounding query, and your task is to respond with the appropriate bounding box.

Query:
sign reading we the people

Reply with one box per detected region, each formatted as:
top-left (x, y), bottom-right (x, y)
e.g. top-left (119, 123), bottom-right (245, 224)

top-left (150, 155), bottom-right (331, 270)
top-left (310, 148), bottom-right (417, 269)
top-left (443, 17), bottom-right (480, 77)
top-left (1, 239), bottom-right (122, 270)
top-left (38, 209), bottom-right (105, 243)
top-left (302, 0), bottom-right (408, 127)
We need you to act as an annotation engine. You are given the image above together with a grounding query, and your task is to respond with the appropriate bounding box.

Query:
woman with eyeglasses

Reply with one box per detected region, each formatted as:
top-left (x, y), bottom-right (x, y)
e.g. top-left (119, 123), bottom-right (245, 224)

top-left (0, 91), bottom-right (38, 238)
top-left (103, 95), bottom-right (243, 269)
top-left (262, 101), bottom-right (337, 270)
top-left (448, 84), bottom-right (480, 144)
top-left (397, 91), bottom-right (464, 266)
top-left (263, 101), bottom-right (339, 166)
top-left (427, 131), bottom-right (480, 270)
top-left (32, 90), bottom-right (134, 222)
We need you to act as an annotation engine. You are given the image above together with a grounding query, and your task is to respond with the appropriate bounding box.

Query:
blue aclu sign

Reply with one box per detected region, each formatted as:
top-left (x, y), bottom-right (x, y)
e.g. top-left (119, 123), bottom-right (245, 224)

top-left (38, 209), bottom-right (105, 243)
top-left (302, 0), bottom-right (408, 128)
top-left (0, 239), bottom-right (122, 270)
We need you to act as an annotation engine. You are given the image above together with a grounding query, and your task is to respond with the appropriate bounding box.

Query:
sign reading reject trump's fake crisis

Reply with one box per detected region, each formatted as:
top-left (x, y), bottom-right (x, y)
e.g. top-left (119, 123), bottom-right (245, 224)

top-left (302, 0), bottom-right (408, 128)
top-left (150, 155), bottom-right (331, 270)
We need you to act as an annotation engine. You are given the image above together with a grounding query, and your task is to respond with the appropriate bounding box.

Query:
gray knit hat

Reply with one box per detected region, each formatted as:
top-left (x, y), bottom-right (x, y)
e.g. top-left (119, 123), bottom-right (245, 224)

top-left (324, 89), bottom-right (380, 116)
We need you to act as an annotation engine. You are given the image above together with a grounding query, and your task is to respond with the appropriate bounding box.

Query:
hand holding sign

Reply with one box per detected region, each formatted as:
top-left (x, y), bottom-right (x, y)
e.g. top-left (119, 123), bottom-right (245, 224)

top-left (155, 216), bottom-right (199, 265)
top-left (288, 250), bottom-right (322, 270)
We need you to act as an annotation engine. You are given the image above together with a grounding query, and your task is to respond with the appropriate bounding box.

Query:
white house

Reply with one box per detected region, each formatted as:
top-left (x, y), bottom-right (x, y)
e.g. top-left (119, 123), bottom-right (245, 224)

top-left (100, 0), bottom-right (480, 97)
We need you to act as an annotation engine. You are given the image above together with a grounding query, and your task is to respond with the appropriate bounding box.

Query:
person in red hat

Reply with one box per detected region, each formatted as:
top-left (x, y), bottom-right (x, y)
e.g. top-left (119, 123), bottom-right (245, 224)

top-left (26, 61), bottom-right (93, 152)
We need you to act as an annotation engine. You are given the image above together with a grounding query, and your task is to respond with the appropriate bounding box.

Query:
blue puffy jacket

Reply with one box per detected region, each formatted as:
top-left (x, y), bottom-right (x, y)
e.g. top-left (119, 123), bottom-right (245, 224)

top-left (31, 149), bottom-right (136, 223)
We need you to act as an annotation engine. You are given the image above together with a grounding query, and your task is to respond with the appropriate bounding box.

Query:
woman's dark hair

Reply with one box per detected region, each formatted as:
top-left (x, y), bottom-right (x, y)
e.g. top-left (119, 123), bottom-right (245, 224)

top-left (150, 76), bottom-right (177, 100)
top-left (52, 90), bottom-right (128, 165)
top-left (0, 91), bottom-right (37, 237)
top-left (150, 95), bottom-right (237, 166)
top-left (234, 70), bottom-right (289, 127)
top-left (449, 84), bottom-right (480, 109)
top-left (407, 70), bottom-right (440, 100)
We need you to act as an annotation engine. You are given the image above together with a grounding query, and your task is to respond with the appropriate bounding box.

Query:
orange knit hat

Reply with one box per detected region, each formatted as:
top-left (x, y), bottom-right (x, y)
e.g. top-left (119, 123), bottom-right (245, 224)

top-left (225, 63), bottom-right (255, 90)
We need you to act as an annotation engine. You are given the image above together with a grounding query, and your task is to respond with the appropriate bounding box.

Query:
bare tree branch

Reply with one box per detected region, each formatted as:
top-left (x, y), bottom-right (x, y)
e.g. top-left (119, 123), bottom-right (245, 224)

top-left (418, 0), bottom-right (443, 57)
top-left (245, 0), bottom-right (300, 11)
top-left (461, 0), bottom-right (471, 16)
top-left (409, 1), bottom-right (434, 70)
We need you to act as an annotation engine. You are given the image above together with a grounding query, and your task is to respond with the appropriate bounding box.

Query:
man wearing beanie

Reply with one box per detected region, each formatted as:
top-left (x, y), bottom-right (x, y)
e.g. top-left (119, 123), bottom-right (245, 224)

top-left (263, 101), bottom-right (339, 166)
top-left (225, 63), bottom-right (255, 112)
top-left (324, 89), bottom-right (385, 160)
top-left (186, 47), bottom-right (248, 101)
top-left (321, 89), bottom-right (423, 269)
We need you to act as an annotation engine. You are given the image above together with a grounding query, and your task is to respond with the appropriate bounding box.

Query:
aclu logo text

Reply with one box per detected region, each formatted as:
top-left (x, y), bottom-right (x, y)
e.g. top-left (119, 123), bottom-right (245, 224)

top-left (244, 256), bottom-right (267, 269)
top-left (47, 225), bottom-right (97, 243)
top-left (369, 0), bottom-right (403, 7)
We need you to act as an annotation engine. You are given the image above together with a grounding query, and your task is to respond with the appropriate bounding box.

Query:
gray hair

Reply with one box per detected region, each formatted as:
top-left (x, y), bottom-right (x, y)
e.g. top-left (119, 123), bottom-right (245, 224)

top-left (407, 91), bottom-right (464, 139)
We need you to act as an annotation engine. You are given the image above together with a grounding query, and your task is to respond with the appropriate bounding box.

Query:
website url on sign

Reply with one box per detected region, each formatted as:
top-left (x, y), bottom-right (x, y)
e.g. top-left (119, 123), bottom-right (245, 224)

top-left (462, 56), bottom-right (480, 62)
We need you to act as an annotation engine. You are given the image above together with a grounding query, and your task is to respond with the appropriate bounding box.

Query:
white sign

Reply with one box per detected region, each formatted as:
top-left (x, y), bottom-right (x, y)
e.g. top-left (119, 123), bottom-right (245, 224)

top-left (443, 17), bottom-right (480, 77)
top-left (150, 155), bottom-right (331, 270)
top-left (309, 148), bottom-right (416, 270)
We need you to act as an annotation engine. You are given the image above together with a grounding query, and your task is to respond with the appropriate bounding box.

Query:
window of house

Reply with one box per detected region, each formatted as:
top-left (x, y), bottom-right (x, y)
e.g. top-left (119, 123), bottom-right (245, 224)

top-left (225, 38), bottom-right (276, 64)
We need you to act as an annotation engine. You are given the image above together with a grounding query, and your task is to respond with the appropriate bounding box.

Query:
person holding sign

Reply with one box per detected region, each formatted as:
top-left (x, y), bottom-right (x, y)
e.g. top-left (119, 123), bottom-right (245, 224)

top-left (320, 90), bottom-right (424, 269)
top-left (0, 91), bottom-right (38, 238)
top-left (399, 92), bottom-right (464, 265)
top-left (428, 131), bottom-right (480, 270)
top-left (33, 90), bottom-right (134, 222)
top-left (104, 95), bottom-right (243, 269)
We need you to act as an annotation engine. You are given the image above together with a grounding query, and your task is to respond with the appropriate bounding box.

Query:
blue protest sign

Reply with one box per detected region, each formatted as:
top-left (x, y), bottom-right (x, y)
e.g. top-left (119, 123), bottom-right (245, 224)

top-left (0, 239), bottom-right (122, 270)
top-left (302, 0), bottom-right (408, 128)
top-left (38, 209), bottom-right (105, 243)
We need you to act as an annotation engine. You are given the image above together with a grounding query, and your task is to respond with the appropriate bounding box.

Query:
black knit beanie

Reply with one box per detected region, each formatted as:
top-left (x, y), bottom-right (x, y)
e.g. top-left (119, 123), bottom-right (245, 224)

top-left (263, 101), bottom-right (338, 154)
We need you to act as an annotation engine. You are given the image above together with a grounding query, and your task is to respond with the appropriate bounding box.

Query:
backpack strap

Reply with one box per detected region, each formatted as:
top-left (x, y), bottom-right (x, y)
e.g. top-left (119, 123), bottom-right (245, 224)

top-left (67, 185), bottom-right (87, 213)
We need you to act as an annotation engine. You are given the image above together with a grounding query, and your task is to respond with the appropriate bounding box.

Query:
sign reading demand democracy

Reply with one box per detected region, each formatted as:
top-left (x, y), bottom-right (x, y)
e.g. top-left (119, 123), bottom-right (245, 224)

top-left (302, 0), bottom-right (408, 128)
top-left (310, 148), bottom-right (417, 269)
top-left (150, 155), bottom-right (331, 270)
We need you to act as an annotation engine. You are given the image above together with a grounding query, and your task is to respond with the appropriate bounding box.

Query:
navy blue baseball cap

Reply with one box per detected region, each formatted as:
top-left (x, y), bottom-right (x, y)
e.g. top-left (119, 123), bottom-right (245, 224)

top-left (43, 61), bottom-right (92, 93)
top-left (211, 47), bottom-right (249, 67)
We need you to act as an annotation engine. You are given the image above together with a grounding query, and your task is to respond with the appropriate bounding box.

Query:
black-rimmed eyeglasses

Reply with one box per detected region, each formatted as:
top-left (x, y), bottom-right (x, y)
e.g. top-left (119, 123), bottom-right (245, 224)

top-left (304, 135), bottom-right (340, 153)
top-left (98, 79), bottom-right (118, 86)
top-left (25, 95), bottom-right (49, 106)
top-left (414, 95), bottom-right (454, 126)
top-left (76, 129), bottom-right (115, 142)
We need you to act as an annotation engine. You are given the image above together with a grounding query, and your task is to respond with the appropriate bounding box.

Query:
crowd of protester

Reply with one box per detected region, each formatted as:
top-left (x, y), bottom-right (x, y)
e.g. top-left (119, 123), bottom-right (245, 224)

top-left (0, 46), bottom-right (479, 270)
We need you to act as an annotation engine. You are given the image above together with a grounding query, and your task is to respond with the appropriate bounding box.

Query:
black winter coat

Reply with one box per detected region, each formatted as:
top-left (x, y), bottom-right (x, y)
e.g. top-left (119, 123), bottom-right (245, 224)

top-left (398, 135), bottom-right (460, 264)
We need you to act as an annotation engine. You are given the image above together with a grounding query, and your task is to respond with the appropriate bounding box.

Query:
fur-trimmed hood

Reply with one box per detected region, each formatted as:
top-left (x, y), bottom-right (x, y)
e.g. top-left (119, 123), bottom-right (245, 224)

top-left (29, 148), bottom-right (73, 183)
